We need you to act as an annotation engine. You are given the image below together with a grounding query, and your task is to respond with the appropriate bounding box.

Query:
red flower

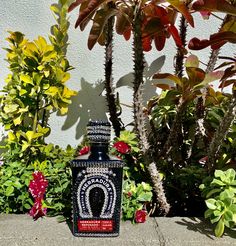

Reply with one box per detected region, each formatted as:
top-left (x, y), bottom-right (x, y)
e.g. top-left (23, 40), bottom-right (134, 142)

top-left (29, 171), bottom-right (48, 199)
top-left (28, 171), bottom-right (48, 220)
top-left (79, 146), bottom-right (90, 155)
top-left (29, 197), bottom-right (47, 220)
top-left (113, 141), bottom-right (131, 154)
top-left (135, 210), bottom-right (147, 223)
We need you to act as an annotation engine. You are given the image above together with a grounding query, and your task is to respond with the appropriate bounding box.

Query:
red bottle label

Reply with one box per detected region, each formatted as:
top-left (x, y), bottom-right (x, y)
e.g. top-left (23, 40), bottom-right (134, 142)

top-left (78, 220), bottom-right (114, 232)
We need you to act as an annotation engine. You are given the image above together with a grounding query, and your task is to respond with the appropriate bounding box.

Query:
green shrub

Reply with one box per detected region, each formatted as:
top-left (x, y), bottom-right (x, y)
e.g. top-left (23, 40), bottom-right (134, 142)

top-left (0, 144), bottom-right (74, 216)
top-left (200, 169), bottom-right (236, 237)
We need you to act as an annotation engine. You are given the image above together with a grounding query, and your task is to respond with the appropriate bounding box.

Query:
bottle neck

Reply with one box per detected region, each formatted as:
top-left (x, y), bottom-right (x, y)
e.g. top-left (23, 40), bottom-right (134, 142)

top-left (88, 143), bottom-right (110, 161)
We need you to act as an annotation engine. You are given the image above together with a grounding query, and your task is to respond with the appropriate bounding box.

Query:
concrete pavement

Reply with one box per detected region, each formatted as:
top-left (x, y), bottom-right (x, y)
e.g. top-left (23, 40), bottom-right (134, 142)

top-left (0, 215), bottom-right (235, 246)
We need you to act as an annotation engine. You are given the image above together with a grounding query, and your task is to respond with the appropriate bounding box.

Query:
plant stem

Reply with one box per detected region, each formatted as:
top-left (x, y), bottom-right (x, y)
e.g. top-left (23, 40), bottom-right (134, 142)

top-left (174, 15), bottom-right (187, 78)
top-left (132, 7), bottom-right (170, 215)
top-left (207, 98), bottom-right (236, 172)
top-left (104, 13), bottom-right (123, 137)
top-left (161, 100), bottom-right (186, 158)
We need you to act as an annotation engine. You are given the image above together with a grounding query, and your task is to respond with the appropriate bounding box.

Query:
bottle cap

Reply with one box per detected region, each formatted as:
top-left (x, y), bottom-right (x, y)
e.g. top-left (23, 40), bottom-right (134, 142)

top-left (87, 120), bottom-right (111, 143)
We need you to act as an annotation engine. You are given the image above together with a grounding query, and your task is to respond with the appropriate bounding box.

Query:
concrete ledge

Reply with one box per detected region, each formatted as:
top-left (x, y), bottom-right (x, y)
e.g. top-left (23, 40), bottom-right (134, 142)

top-left (0, 215), bottom-right (235, 246)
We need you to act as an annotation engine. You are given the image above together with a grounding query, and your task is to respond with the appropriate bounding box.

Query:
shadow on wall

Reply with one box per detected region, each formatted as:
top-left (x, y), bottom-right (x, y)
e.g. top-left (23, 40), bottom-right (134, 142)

top-left (61, 56), bottom-right (166, 140)
top-left (61, 78), bottom-right (107, 140)
top-left (116, 55), bottom-right (166, 104)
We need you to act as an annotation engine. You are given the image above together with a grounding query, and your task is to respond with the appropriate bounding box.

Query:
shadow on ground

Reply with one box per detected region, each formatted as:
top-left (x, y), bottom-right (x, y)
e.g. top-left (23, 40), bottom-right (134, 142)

top-left (176, 217), bottom-right (236, 240)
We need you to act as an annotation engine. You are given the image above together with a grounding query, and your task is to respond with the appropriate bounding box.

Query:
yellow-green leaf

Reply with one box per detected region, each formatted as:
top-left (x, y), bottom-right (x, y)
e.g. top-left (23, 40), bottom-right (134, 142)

top-left (50, 5), bottom-right (60, 14)
top-left (44, 70), bottom-right (50, 78)
top-left (8, 132), bottom-right (16, 142)
top-left (37, 65), bottom-right (44, 71)
top-left (45, 86), bottom-right (59, 96)
top-left (20, 74), bottom-right (34, 85)
top-left (37, 124), bottom-right (50, 135)
top-left (3, 104), bottom-right (19, 114)
top-left (13, 116), bottom-right (22, 126)
top-left (22, 140), bottom-right (30, 152)
top-left (60, 107), bottom-right (68, 115)
top-left (215, 219), bottom-right (225, 237)
top-left (185, 55), bottom-right (199, 68)
top-left (61, 73), bottom-right (71, 83)
top-left (25, 131), bottom-right (35, 142)
top-left (62, 86), bottom-right (77, 98)
top-left (19, 89), bottom-right (27, 96)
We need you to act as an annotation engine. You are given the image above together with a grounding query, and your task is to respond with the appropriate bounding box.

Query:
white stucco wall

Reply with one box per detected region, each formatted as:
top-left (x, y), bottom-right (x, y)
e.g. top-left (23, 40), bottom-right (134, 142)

top-left (0, 0), bottom-right (234, 148)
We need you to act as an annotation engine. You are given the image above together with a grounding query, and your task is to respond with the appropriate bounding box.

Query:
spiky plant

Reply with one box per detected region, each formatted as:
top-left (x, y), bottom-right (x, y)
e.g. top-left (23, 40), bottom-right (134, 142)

top-left (132, 3), bottom-right (170, 215)
top-left (104, 11), bottom-right (123, 137)
top-left (174, 15), bottom-right (188, 78)
top-left (191, 15), bottom-right (230, 166)
top-left (207, 97), bottom-right (236, 171)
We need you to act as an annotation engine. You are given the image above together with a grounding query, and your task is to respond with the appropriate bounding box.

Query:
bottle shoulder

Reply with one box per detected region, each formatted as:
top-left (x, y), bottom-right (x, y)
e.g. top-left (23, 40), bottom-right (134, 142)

top-left (71, 154), bottom-right (124, 168)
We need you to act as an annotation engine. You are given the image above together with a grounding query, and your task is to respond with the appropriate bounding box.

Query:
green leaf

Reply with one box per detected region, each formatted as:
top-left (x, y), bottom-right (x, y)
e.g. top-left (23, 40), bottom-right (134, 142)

top-left (137, 192), bottom-right (153, 202)
top-left (215, 170), bottom-right (225, 179)
top-left (206, 198), bottom-right (217, 210)
top-left (229, 204), bottom-right (236, 213)
top-left (224, 210), bottom-right (234, 221)
top-left (225, 168), bottom-right (236, 183)
top-left (220, 190), bottom-right (234, 200)
top-left (214, 219), bottom-right (225, 237)
top-left (211, 215), bottom-right (221, 224)
top-left (206, 188), bottom-right (221, 198)
top-left (211, 178), bottom-right (226, 186)
top-left (23, 203), bottom-right (32, 209)
top-left (13, 180), bottom-right (22, 189)
top-left (204, 208), bottom-right (213, 218)
top-left (6, 186), bottom-right (14, 196)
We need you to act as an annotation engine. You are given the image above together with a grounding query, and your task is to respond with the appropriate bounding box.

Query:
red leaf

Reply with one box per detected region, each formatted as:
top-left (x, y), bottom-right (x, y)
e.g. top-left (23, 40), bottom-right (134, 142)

top-left (155, 6), bottom-right (169, 25)
top-left (189, 31), bottom-right (236, 50)
top-left (167, 0), bottom-right (194, 27)
top-left (154, 34), bottom-right (166, 51)
top-left (68, 0), bottom-right (85, 12)
top-left (168, 25), bottom-right (182, 47)
top-left (199, 11), bottom-right (211, 19)
top-left (211, 40), bottom-right (227, 50)
top-left (87, 8), bottom-right (118, 50)
top-left (123, 27), bottom-right (132, 41)
top-left (188, 37), bottom-right (210, 50)
top-left (192, 0), bottom-right (236, 16)
top-left (142, 36), bottom-right (152, 52)
top-left (154, 83), bottom-right (172, 90)
top-left (219, 79), bottom-right (236, 88)
top-left (74, 0), bottom-right (106, 28)
top-left (153, 73), bottom-right (182, 87)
